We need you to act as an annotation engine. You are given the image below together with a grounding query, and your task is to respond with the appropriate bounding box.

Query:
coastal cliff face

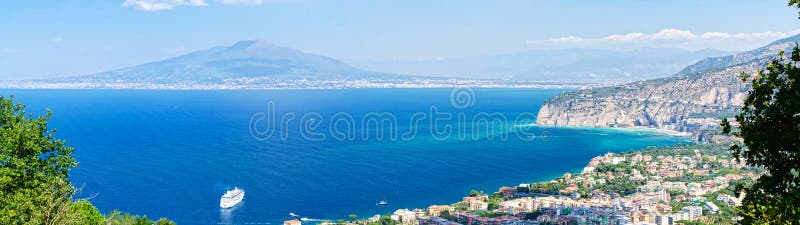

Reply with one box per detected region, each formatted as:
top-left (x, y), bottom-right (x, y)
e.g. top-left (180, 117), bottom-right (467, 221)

top-left (536, 63), bottom-right (753, 131)
top-left (536, 34), bottom-right (800, 137)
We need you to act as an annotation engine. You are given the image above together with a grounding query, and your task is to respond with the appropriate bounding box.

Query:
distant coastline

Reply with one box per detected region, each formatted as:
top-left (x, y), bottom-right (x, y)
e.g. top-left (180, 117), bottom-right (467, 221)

top-left (0, 78), bottom-right (612, 90)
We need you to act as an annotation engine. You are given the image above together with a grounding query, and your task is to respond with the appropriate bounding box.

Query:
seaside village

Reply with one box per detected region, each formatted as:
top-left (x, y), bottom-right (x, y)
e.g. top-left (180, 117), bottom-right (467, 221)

top-left (285, 145), bottom-right (761, 225)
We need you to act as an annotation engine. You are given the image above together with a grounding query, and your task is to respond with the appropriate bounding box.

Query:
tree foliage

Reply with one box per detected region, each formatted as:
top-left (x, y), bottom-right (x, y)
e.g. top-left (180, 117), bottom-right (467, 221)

top-left (69, 200), bottom-right (104, 225)
top-left (0, 95), bottom-right (77, 224)
top-left (469, 189), bottom-right (482, 196)
top-left (366, 215), bottom-right (398, 225)
top-left (477, 211), bottom-right (507, 218)
top-left (439, 210), bottom-right (454, 221)
top-left (104, 210), bottom-right (174, 225)
top-left (593, 177), bottom-right (643, 196)
top-left (722, 47), bottom-right (800, 224)
top-left (0, 96), bottom-right (175, 224)
top-left (791, 0), bottom-right (800, 18)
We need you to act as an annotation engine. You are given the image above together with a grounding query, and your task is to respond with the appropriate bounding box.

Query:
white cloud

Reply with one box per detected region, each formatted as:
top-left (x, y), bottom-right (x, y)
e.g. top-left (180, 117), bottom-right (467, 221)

top-left (603, 32), bottom-right (645, 41)
top-left (51, 37), bottom-right (64, 43)
top-left (549, 36), bottom-right (583, 43)
top-left (651, 28), bottom-right (697, 40)
top-left (528, 28), bottom-right (800, 51)
top-left (219, 0), bottom-right (263, 5)
top-left (700, 32), bottom-right (730, 39)
top-left (122, 0), bottom-right (208, 11)
top-left (602, 29), bottom-right (696, 42)
top-left (729, 31), bottom-right (786, 40)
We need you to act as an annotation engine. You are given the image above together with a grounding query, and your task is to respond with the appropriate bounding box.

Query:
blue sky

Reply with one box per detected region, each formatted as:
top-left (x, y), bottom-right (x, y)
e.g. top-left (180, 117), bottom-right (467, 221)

top-left (1, 0), bottom-right (799, 79)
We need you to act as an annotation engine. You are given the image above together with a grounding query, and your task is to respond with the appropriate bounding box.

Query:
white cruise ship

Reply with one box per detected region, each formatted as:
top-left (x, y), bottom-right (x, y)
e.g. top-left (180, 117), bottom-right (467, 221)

top-left (220, 187), bottom-right (245, 208)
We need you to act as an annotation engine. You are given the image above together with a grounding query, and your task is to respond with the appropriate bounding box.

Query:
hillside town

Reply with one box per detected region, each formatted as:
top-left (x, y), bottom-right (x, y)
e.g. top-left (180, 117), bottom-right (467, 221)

top-left (294, 144), bottom-right (760, 225)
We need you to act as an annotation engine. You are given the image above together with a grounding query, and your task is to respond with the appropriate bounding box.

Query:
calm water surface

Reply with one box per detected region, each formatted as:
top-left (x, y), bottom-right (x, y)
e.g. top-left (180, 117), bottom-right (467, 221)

top-left (3, 89), bottom-right (688, 224)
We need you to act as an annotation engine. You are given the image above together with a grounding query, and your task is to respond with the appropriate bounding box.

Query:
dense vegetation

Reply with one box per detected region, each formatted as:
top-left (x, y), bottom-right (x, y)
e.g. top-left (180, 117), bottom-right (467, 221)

top-left (366, 215), bottom-right (398, 225)
top-left (0, 96), bottom-right (174, 224)
top-left (721, 48), bottom-right (800, 224)
top-left (593, 177), bottom-right (643, 196)
top-left (721, 2), bottom-right (800, 221)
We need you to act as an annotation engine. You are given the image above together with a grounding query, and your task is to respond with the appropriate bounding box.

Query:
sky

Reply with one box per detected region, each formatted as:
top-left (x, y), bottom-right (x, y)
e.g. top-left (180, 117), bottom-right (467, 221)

top-left (1, 0), bottom-right (799, 79)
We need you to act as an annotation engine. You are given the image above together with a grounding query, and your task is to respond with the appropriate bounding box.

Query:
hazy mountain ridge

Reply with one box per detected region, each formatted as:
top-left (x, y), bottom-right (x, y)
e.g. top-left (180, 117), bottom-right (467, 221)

top-left (80, 40), bottom-right (408, 83)
top-left (350, 48), bottom-right (732, 81)
top-left (11, 40), bottom-right (588, 89)
top-left (535, 34), bottom-right (800, 141)
top-left (679, 35), bottom-right (800, 75)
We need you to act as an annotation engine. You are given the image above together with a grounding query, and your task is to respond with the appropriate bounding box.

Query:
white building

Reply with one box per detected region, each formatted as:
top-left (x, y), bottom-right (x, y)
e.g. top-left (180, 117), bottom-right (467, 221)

top-left (705, 201), bottom-right (720, 214)
top-left (499, 197), bottom-right (534, 214)
top-left (392, 209), bottom-right (417, 223)
top-left (682, 206), bottom-right (703, 220)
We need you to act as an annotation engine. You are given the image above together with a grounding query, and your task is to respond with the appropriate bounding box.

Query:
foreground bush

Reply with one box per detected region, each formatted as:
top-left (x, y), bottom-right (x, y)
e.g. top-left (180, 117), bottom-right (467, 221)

top-left (0, 95), bottom-right (175, 224)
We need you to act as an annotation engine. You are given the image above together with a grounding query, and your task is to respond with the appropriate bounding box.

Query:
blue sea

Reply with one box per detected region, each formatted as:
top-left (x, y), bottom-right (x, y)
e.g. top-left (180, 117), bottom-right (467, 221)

top-left (4, 89), bottom-right (689, 225)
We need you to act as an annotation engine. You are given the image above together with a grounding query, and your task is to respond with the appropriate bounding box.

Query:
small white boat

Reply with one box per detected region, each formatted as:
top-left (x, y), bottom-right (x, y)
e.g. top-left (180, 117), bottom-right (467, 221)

top-left (220, 187), bottom-right (245, 208)
top-left (377, 200), bottom-right (388, 206)
top-left (290, 212), bottom-right (299, 217)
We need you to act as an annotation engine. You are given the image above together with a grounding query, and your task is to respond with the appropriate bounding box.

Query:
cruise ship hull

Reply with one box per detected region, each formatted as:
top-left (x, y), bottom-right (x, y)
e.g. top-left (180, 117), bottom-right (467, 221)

top-left (220, 188), bottom-right (245, 208)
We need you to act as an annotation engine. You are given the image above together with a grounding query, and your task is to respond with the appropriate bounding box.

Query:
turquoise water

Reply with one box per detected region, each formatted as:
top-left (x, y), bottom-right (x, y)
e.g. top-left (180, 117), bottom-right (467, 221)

top-left (3, 89), bottom-right (689, 224)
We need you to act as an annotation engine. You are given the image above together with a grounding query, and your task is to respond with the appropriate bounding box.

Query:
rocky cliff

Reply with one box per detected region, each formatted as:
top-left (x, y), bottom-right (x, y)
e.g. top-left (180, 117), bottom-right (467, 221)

top-left (536, 34), bottom-right (800, 139)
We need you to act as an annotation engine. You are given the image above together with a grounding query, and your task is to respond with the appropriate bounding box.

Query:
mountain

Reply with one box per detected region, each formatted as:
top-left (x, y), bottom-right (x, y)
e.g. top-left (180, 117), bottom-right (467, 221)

top-left (13, 40), bottom-right (604, 89)
top-left (535, 34), bottom-right (800, 141)
top-left (349, 48), bottom-right (732, 81)
top-left (83, 40), bottom-right (406, 82)
top-left (679, 35), bottom-right (800, 75)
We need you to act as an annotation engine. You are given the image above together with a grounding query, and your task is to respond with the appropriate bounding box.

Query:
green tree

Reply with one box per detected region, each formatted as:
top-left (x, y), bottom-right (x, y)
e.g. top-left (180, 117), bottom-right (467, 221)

top-left (469, 189), bottom-right (482, 196)
top-left (69, 200), bottom-right (104, 225)
top-left (675, 221), bottom-right (709, 225)
top-left (376, 215), bottom-right (397, 225)
top-left (155, 218), bottom-right (177, 225)
top-left (560, 207), bottom-right (572, 216)
top-left (721, 47), bottom-right (800, 224)
top-left (487, 195), bottom-right (503, 210)
top-left (0, 95), bottom-right (78, 224)
top-left (105, 210), bottom-right (174, 225)
top-left (439, 210), bottom-right (453, 220)
top-left (477, 211), bottom-right (507, 218)
top-left (348, 214), bottom-right (358, 221)
top-left (791, 0), bottom-right (800, 18)
top-left (0, 96), bottom-right (176, 225)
